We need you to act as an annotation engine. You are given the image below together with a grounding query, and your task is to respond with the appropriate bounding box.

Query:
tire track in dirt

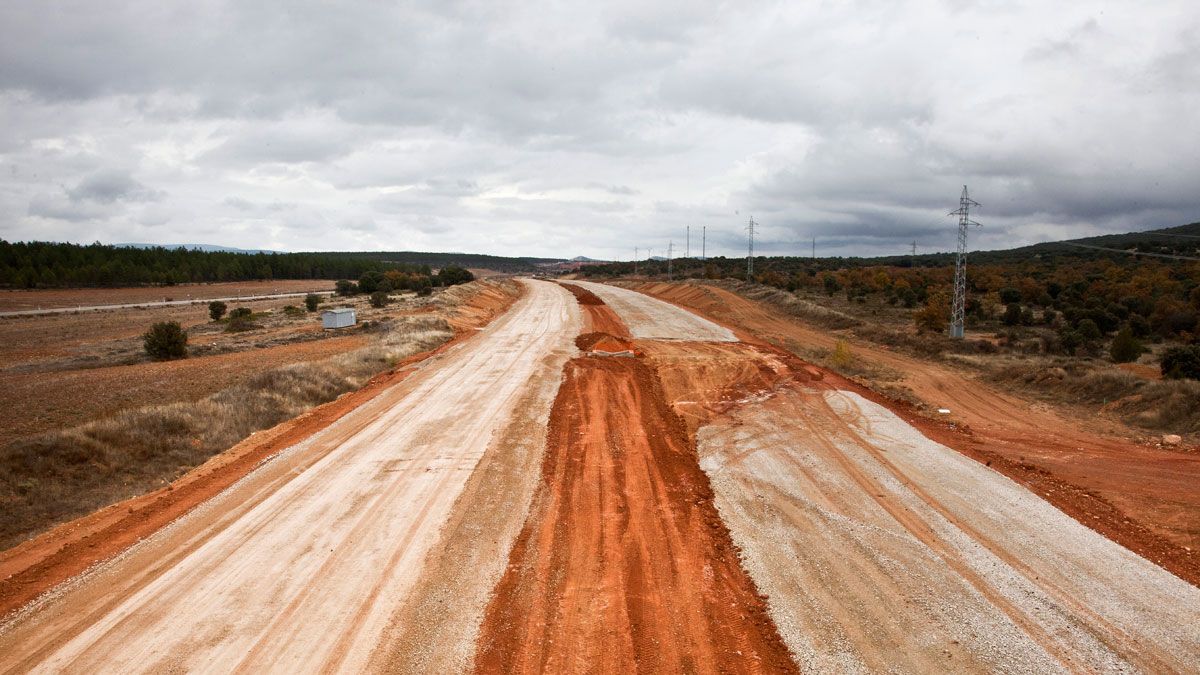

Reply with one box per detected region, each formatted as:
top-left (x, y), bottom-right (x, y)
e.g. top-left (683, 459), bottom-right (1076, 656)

top-left (474, 299), bottom-right (796, 673)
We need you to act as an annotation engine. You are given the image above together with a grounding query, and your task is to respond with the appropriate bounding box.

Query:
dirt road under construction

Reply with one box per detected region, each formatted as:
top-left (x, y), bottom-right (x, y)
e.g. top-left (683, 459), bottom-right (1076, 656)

top-left (2, 278), bottom-right (1198, 673)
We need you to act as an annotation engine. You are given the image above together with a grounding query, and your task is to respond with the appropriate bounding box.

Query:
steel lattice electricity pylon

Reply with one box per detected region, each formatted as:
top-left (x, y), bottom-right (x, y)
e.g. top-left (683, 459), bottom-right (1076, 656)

top-left (746, 216), bottom-right (757, 279)
top-left (948, 185), bottom-right (981, 339)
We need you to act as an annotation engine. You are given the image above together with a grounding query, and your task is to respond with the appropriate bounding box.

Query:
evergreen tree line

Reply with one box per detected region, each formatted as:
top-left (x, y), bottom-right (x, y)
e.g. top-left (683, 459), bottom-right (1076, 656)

top-left (0, 241), bottom-right (434, 288)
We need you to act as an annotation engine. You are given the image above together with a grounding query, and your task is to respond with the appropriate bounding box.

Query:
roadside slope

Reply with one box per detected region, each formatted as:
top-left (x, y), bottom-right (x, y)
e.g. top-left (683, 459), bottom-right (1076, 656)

top-left (588, 280), bottom-right (1200, 672)
top-left (0, 279), bottom-right (580, 673)
top-left (623, 280), bottom-right (1200, 584)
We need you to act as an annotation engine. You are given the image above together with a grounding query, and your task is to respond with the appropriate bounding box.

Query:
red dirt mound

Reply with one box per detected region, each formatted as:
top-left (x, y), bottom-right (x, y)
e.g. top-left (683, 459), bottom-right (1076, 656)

top-left (473, 355), bottom-right (797, 674)
top-left (558, 283), bottom-right (630, 337)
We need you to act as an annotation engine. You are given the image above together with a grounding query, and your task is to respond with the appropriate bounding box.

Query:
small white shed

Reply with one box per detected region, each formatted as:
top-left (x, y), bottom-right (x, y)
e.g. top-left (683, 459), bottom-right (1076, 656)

top-left (321, 307), bottom-right (357, 329)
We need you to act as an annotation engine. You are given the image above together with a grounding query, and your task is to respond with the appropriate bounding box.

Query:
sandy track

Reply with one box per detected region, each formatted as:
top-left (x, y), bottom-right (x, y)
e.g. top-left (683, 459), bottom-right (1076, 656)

top-left (572, 280), bottom-right (736, 341)
top-left (589, 281), bottom-right (1200, 671)
top-left (0, 279), bottom-right (580, 674)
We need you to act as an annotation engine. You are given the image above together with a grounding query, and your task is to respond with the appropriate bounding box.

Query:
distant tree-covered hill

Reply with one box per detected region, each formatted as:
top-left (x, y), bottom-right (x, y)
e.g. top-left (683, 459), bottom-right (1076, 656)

top-left (0, 240), bottom-right (562, 288)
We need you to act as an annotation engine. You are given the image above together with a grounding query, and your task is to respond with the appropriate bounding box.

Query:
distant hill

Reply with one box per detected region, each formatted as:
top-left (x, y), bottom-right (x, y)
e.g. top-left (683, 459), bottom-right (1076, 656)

top-left (340, 251), bottom-right (566, 273)
top-left (871, 221), bottom-right (1200, 267)
top-left (116, 243), bottom-right (284, 255)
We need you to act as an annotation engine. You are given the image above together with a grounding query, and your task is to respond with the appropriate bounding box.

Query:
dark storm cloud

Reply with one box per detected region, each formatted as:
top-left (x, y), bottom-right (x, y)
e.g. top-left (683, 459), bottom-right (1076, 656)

top-left (1, 1), bottom-right (1198, 258)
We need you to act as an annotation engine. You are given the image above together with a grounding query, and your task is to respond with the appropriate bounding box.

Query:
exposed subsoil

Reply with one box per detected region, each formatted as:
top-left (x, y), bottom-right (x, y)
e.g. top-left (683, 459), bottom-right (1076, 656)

top-left (585, 281), bottom-right (1200, 671)
top-left (473, 349), bottom-right (797, 674)
top-left (624, 280), bottom-right (1200, 586)
top-left (558, 282), bottom-right (631, 337)
top-left (0, 281), bottom-right (521, 621)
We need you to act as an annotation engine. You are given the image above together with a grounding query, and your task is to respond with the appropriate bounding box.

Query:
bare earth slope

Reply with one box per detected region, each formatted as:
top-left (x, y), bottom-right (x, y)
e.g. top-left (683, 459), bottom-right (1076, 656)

top-left (0, 279), bottom-right (580, 673)
top-left (587, 281), bottom-right (1200, 672)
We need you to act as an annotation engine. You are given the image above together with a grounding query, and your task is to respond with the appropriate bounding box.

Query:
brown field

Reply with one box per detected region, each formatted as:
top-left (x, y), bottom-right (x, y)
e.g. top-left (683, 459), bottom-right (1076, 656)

top-left (0, 280), bottom-right (334, 312)
top-left (0, 281), bottom-right (520, 553)
top-left (0, 294), bottom-right (349, 445)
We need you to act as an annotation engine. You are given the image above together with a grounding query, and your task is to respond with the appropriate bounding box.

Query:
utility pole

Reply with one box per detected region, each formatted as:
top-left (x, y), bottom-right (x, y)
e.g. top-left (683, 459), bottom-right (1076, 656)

top-left (634, 247), bottom-right (639, 276)
top-left (746, 216), bottom-right (756, 279)
top-left (812, 236), bottom-right (816, 259)
top-left (911, 240), bottom-right (917, 256)
top-left (948, 185), bottom-right (981, 339)
top-left (667, 241), bottom-right (674, 280)
top-left (702, 226), bottom-right (706, 260)
top-left (686, 226), bottom-right (690, 259)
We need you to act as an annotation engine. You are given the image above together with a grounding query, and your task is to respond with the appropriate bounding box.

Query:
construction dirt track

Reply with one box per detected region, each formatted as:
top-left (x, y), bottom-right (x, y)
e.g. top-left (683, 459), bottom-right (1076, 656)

top-left (1, 278), bottom-right (1199, 673)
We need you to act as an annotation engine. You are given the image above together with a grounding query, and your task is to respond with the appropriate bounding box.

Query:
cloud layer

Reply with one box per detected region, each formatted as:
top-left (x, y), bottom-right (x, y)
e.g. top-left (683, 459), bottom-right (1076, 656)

top-left (2, 1), bottom-right (1197, 258)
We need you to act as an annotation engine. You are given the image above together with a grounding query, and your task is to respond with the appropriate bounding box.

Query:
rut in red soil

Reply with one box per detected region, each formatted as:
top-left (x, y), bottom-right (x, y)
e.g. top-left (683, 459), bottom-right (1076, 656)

top-left (473, 349), bottom-right (796, 674)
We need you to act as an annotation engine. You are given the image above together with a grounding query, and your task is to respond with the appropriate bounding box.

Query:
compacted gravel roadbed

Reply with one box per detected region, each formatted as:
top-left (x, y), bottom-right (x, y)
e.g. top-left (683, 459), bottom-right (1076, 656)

top-left (0, 280), bottom-right (580, 673)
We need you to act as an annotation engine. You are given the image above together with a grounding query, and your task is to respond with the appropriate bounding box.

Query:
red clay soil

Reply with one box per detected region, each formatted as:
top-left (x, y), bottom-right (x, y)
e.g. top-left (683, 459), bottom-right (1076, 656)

top-left (625, 281), bottom-right (1200, 587)
top-left (473, 352), bottom-right (797, 674)
top-left (0, 282), bottom-right (522, 619)
top-left (558, 282), bottom-right (631, 337)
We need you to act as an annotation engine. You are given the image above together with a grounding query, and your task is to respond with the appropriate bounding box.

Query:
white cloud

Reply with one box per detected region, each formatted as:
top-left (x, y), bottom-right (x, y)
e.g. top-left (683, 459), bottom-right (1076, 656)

top-left (1, 0), bottom-right (1197, 259)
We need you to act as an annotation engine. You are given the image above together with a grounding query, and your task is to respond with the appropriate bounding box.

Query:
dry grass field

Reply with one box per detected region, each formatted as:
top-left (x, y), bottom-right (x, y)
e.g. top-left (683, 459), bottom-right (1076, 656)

top-left (0, 280), bottom-right (519, 550)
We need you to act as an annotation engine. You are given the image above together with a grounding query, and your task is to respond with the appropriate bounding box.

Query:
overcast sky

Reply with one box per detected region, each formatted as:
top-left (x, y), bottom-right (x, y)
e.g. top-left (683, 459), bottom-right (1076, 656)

top-left (1, 1), bottom-right (1197, 259)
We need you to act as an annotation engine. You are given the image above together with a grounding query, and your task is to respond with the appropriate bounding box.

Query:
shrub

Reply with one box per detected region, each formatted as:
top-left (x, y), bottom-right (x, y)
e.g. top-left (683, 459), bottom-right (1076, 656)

top-left (226, 306), bottom-right (255, 332)
top-left (831, 340), bottom-right (853, 368)
top-left (999, 287), bottom-right (1022, 304)
top-left (208, 300), bottom-right (227, 321)
top-left (914, 293), bottom-right (949, 334)
top-left (283, 305), bottom-right (304, 317)
top-left (1161, 345), bottom-right (1200, 380)
top-left (358, 270), bottom-right (385, 294)
top-left (370, 290), bottom-right (389, 308)
top-left (1002, 303), bottom-right (1022, 326)
top-left (437, 265), bottom-right (475, 286)
top-left (304, 293), bottom-right (321, 312)
top-left (1109, 325), bottom-right (1143, 363)
top-left (416, 286), bottom-right (433, 297)
top-left (143, 321), bottom-right (188, 360)
top-left (335, 279), bottom-right (358, 296)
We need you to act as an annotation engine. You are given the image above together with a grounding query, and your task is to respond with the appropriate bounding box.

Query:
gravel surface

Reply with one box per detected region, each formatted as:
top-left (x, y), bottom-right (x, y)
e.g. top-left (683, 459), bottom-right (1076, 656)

top-left (698, 385), bottom-right (1200, 672)
top-left (0, 279), bottom-right (581, 673)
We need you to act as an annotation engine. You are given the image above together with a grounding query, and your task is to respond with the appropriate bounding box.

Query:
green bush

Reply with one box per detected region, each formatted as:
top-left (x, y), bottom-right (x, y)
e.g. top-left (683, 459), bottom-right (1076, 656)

top-left (283, 305), bottom-right (304, 317)
top-left (1161, 345), bottom-right (1200, 380)
top-left (369, 290), bottom-right (389, 307)
top-left (208, 300), bottom-right (227, 321)
top-left (143, 321), bottom-right (188, 360)
top-left (436, 265), bottom-right (474, 286)
top-left (305, 293), bottom-right (321, 312)
top-left (416, 286), bottom-right (433, 297)
top-left (226, 306), bottom-right (255, 332)
top-left (1109, 325), bottom-right (1143, 363)
top-left (335, 279), bottom-right (357, 296)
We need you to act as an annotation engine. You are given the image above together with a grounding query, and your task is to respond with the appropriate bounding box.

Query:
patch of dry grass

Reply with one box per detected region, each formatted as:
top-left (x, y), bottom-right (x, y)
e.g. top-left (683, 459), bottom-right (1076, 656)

top-left (0, 315), bottom-right (452, 550)
top-left (993, 358), bottom-right (1200, 437)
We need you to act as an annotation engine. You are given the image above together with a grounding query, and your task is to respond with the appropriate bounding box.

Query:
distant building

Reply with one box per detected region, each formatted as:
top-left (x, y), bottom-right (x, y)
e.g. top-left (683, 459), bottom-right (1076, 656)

top-left (321, 307), bottom-right (356, 329)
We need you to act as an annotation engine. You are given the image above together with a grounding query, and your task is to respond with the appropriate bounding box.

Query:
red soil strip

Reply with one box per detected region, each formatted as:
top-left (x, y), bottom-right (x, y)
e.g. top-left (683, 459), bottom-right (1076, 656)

top-left (0, 283), bottom-right (521, 619)
top-left (473, 353), bottom-right (797, 674)
top-left (558, 282), bottom-right (631, 337)
top-left (627, 281), bottom-right (1200, 587)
